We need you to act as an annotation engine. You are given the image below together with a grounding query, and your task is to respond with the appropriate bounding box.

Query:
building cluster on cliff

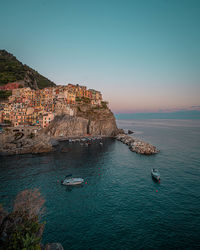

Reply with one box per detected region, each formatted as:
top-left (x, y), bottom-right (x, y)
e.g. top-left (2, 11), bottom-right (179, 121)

top-left (0, 83), bottom-right (105, 128)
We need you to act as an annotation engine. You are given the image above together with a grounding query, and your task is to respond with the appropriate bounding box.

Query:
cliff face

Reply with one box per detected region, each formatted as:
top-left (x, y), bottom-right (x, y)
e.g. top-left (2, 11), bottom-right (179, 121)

top-left (0, 106), bottom-right (119, 155)
top-left (45, 115), bottom-right (88, 137)
top-left (45, 105), bottom-right (118, 138)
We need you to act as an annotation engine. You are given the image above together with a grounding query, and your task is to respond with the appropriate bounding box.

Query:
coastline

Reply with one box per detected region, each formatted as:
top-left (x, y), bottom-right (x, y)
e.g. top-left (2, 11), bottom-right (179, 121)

top-left (0, 130), bottom-right (115, 156)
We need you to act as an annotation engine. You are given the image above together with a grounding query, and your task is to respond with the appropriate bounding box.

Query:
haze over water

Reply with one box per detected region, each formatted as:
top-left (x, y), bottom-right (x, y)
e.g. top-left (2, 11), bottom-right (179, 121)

top-left (1, 119), bottom-right (200, 249)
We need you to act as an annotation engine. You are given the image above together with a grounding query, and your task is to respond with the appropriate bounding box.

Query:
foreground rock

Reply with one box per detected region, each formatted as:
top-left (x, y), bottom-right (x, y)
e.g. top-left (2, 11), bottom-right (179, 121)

top-left (116, 134), bottom-right (159, 155)
top-left (44, 243), bottom-right (64, 250)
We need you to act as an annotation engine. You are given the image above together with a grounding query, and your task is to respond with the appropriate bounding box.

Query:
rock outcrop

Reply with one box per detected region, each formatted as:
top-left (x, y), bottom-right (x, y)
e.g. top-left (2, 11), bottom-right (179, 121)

top-left (116, 134), bottom-right (159, 155)
top-left (0, 129), bottom-right (53, 155)
top-left (77, 104), bottom-right (119, 136)
top-left (45, 115), bottom-right (89, 138)
top-left (128, 129), bottom-right (134, 134)
top-left (45, 105), bottom-right (119, 138)
top-left (0, 105), bottom-right (119, 155)
top-left (23, 70), bottom-right (39, 89)
top-left (44, 243), bottom-right (64, 250)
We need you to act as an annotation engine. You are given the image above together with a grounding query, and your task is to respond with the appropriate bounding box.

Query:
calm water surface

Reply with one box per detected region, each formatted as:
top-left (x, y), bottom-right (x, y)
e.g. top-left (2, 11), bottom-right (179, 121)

top-left (0, 119), bottom-right (200, 249)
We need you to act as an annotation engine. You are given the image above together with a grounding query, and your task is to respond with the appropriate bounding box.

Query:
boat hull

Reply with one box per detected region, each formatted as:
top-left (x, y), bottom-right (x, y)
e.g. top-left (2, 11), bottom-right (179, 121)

top-left (63, 181), bottom-right (83, 186)
top-left (151, 173), bottom-right (160, 181)
top-left (62, 177), bottom-right (84, 186)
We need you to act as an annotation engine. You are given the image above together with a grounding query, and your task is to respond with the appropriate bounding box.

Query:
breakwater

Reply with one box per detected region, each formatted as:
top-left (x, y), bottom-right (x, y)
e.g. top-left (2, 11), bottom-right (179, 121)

top-left (116, 134), bottom-right (159, 155)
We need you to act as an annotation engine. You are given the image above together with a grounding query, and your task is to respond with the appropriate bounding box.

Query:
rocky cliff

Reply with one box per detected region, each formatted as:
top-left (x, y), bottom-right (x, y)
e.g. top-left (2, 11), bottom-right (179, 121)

top-left (0, 105), bottom-right (119, 155)
top-left (45, 104), bottom-right (119, 138)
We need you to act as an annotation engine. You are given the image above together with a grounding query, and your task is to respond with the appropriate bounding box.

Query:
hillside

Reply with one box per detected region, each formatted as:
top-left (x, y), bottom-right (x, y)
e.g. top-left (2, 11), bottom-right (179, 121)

top-left (0, 50), bottom-right (56, 89)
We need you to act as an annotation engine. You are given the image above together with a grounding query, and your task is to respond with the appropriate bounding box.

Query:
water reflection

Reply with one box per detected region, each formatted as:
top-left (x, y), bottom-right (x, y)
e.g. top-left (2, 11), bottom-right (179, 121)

top-left (64, 184), bottom-right (84, 192)
top-left (151, 176), bottom-right (161, 184)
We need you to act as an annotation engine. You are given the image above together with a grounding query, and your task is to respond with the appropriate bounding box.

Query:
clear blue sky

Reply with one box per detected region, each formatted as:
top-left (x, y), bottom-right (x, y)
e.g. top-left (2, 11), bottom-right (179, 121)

top-left (0, 0), bottom-right (200, 113)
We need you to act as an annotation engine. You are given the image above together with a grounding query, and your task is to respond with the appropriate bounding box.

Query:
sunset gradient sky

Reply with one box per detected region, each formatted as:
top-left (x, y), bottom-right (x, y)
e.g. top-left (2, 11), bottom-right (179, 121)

top-left (0, 0), bottom-right (200, 113)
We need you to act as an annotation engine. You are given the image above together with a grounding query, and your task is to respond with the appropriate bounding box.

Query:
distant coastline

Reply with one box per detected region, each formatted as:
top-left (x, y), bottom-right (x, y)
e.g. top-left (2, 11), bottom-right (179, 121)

top-left (115, 110), bottom-right (200, 120)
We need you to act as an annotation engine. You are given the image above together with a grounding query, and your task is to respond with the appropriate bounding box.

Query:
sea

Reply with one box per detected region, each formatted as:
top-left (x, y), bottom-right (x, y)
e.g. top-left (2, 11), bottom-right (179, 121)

top-left (0, 119), bottom-right (200, 249)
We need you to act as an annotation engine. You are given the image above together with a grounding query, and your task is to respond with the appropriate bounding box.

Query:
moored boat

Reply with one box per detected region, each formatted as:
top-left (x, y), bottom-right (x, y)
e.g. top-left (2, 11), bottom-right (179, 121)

top-left (151, 169), bottom-right (160, 181)
top-left (62, 174), bottom-right (84, 186)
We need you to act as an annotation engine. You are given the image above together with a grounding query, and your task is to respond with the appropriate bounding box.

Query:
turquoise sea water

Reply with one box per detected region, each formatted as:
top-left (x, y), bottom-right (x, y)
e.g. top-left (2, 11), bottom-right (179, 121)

top-left (0, 119), bottom-right (200, 249)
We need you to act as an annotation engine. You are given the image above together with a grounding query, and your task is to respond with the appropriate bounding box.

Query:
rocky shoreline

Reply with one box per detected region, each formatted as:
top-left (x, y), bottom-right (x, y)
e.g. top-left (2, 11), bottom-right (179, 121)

top-left (0, 131), bottom-right (159, 156)
top-left (0, 110), bottom-right (159, 156)
top-left (116, 134), bottom-right (159, 155)
top-left (0, 107), bottom-right (120, 155)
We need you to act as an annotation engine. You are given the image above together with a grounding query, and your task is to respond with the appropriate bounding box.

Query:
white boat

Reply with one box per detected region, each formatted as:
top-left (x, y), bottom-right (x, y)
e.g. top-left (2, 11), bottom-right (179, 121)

top-left (151, 169), bottom-right (160, 181)
top-left (62, 175), bottom-right (84, 185)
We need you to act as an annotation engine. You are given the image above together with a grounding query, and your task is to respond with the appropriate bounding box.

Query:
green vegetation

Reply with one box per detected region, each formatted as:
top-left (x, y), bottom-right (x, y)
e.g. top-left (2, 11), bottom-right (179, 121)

top-left (92, 106), bottom-right (100, 110)
top-left (28, 132), bottom-right (35, 139)
top-left (0, 50), bottom-right (56, 89)
top-left (101, 101), bottom-right (108, 109)
top-left (5, 212), bottom-right (43, 250)
top-left (81, 97), bottom-right (90, 103)
top-left (3, 120), bottom-right (12, 125)
top-left (76, 97), bottom-right (81, 102)
top-left (0, 90), bottom-right (12, 100)
top-left (76, 96), bottom-right (91, 103)
top-left (0, 189), bottom-right (45, 250)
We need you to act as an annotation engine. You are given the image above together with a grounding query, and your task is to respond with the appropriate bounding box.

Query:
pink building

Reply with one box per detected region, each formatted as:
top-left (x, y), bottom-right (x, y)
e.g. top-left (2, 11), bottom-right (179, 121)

top-left (41, 113), bottom-right (55, 128)
top-left (0, 82), bottom-right (21, 90)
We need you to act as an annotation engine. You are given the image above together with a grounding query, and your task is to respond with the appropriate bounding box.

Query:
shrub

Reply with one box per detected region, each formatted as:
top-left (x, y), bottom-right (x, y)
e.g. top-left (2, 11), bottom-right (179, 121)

top-left (101, 101), bottom-right (108, 109)
top-left (28, 132), bottom-right (35, 139)
top-left (3, 119), bottom-right (12, 124)
top-left (6, 212), bottom-right (43, 250)
top-left (76, 97), bottom-right (81, 102)
top-left (0, 90), bottom-right (12, 100)
top-left (0, 189), bottom-right (45, 250)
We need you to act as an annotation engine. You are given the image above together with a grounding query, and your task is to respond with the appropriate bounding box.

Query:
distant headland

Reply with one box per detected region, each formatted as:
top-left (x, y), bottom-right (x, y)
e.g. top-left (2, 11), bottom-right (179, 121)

top-left (115, 111), bottom-right (200, 120)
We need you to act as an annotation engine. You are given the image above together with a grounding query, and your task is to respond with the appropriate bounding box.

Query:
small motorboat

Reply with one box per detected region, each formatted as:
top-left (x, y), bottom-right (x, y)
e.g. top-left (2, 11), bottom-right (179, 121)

top-left (62, 174), bottom-right (84, 186)
top-left (151, 169), bottom-right (160, 181)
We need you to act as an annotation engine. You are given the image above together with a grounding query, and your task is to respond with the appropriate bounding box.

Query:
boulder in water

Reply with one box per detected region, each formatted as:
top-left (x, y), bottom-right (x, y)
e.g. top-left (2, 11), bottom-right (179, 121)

top-left (128, 130), bottom-right (134, 134)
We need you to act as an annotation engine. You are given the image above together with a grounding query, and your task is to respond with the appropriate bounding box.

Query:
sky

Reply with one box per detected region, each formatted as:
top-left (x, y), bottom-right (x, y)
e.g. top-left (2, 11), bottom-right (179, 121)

top-left (0, 0), bottom-right (200, 113)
